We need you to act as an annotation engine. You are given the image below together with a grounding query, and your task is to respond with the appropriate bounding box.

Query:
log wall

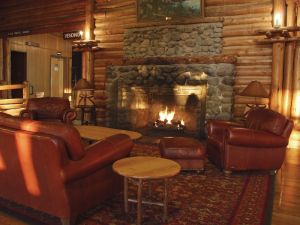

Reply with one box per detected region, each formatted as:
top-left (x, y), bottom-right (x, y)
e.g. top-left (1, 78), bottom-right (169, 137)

top-left (0, 0), bottom-right (86, 35)
top-left (94, 0), bottom-right (273, 122)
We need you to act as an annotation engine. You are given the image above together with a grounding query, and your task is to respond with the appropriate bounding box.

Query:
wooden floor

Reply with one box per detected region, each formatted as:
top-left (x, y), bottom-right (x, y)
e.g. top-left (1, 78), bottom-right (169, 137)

top-left (272, 148), bottom-right (300, 225)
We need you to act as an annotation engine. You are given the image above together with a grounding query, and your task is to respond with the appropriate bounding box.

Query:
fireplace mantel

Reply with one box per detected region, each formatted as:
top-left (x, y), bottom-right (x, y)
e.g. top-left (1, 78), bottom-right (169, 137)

top-left (122, 55), bottom-right (237, 65)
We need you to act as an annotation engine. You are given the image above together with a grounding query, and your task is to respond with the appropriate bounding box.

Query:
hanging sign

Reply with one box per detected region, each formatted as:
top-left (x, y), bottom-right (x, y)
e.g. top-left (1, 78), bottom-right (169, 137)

top-left (7, 29), bottom-right (31, 37)
top-left (63, 31), bottom-right (82, 40)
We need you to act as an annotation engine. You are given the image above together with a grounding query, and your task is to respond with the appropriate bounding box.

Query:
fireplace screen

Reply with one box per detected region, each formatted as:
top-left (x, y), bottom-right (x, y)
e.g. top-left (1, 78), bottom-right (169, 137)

top-left (118, 84), bottom-right (207, 136)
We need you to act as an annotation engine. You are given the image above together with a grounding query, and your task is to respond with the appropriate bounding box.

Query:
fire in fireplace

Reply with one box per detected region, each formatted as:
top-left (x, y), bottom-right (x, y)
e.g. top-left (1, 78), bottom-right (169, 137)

top-left (153, 106), bottom-right (185, 131)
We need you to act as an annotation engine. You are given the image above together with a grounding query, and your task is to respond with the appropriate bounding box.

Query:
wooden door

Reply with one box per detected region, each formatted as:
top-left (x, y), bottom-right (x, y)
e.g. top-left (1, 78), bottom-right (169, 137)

top-left (11, 51), bottom-right (27, 98)
top-left (50, 56), bottom-right (64, 97)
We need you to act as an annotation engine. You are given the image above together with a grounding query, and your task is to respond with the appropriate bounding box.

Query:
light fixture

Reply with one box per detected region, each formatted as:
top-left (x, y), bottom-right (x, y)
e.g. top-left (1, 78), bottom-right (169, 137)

top-left (73, 78), bottom-right (95, 107)
top-left (239, 81), bottom-right (269, 116)
top-left (72, 31), bottom-right (100, 51)
top-left (274, 13), bottom-right (282, 29)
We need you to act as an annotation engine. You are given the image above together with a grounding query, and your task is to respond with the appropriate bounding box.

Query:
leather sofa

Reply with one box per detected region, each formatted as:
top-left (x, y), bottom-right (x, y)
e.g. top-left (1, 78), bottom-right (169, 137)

top-left (206, 108), bottom-right (294, 174)
top-left (20, 97), bottom-right (77, 124)
top-left (0, 112), bottom-right (133, 225)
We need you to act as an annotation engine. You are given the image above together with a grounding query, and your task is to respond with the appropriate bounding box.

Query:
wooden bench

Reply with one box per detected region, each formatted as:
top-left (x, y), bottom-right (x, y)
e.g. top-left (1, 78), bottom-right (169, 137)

top-left (0, 81), bottom-right (29, 116)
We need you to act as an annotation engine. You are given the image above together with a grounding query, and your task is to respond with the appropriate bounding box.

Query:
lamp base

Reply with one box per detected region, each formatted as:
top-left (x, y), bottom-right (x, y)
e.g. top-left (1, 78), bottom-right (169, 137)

top-left (243, 104), bottom-right (267, 119)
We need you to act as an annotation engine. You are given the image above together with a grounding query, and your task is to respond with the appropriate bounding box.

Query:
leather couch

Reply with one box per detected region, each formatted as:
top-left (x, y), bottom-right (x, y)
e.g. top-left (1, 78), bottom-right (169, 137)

top-left (206, 108), bottom-right (294, 174)
top-left (0, 112), bottom-right (133, 225)
top-left (20, 97), bottom-right (77, 124)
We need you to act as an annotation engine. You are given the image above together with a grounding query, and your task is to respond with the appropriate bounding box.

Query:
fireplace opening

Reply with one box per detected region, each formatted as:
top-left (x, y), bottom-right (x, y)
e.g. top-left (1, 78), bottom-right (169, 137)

top-left (119, 83), bottom-right (207, 137)
top-left (153, 106), bottom-right (185, 131)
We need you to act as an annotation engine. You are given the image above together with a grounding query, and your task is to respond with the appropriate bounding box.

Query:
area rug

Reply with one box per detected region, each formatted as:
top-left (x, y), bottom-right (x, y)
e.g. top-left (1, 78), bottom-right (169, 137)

top-left (0, 143), bottom-right (274, 225)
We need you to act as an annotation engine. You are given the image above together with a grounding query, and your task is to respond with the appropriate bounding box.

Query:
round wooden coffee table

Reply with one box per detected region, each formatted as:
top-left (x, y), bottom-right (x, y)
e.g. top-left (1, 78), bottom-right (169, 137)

top-left (113, 156), bottom-right (181, 225)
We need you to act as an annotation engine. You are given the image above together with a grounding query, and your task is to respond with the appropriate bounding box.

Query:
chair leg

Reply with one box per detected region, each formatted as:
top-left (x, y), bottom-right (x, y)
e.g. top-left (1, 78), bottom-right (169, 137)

top-left (223, 170), bottom-right (232, 175)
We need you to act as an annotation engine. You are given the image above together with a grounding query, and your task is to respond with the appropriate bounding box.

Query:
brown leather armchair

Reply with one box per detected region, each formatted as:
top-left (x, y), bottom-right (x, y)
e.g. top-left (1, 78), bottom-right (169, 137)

top-left (0, 112), bottom-right (133, 225)
top-left (206, 108), bottom-right (294, 174)
top-left (20, 97), bottom-right (76, 124)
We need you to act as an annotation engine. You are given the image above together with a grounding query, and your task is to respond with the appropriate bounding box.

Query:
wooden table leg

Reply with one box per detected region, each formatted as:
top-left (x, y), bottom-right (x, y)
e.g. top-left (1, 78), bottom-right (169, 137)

top-left (124, 177), bottom-right (128, 213)
top-left (163, 178), bottom-right (168, 222)
top-left (137, 179), bottom-right (143, 225)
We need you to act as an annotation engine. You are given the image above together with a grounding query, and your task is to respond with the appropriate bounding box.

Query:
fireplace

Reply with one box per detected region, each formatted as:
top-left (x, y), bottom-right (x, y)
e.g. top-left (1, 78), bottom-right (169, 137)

top-left (105, 58), bottom-right (235, 137)
top-left (121, 83), bottom-right (207, 136)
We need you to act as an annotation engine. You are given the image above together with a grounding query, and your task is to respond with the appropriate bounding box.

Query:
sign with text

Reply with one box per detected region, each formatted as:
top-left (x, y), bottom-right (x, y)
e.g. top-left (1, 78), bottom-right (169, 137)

top-left (7, 29), bottom-right (31, 37)
top-left (63, 31), bottom-right (82, 40)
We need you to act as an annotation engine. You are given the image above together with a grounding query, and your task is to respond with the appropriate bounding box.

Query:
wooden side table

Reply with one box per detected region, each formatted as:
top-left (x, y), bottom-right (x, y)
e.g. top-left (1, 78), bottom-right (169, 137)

top-left (113, 156), bottom-right (180, 225)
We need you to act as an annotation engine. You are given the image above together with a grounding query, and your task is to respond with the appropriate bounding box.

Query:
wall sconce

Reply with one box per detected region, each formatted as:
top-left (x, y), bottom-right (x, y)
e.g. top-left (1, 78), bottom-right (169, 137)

top-left (72, 30), bottom-right (100, 51)
top-left (274, 13), bottom-right (282, 29)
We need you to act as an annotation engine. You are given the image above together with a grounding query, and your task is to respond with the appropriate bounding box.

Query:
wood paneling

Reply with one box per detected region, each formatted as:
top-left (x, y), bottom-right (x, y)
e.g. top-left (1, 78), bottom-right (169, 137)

top-left (0, 0), bottom-right (86, 35)
top-left (94, 0), bottom-right (273, 121)
top-left (9, 34), bottom-right (72, 97)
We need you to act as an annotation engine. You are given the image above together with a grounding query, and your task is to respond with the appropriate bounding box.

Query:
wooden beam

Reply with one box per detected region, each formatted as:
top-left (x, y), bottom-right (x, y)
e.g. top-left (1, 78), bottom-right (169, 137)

top-left (282, 0), bottom-right (297, 117)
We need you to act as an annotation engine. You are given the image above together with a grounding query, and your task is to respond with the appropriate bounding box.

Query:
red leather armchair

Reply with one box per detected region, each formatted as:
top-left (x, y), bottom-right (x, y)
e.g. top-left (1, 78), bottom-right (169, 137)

top-left (20, 97), bottom-right (76, 124)
top-left (0, 112), bottom-right (133, 225)
top-left (206, 108), bottom-right (294, 174)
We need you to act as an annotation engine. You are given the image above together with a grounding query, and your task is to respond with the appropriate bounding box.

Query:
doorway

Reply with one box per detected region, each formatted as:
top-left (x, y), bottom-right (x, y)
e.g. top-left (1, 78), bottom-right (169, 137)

top-left (11, 51), bottom-right (27, 98)
top-left (50, 56), bottom-right (65, 97)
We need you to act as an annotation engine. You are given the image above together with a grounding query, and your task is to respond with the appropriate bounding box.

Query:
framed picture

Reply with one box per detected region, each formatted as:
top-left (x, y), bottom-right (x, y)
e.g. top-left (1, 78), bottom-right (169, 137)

top-left (137, 0), bottom-right (204, 22)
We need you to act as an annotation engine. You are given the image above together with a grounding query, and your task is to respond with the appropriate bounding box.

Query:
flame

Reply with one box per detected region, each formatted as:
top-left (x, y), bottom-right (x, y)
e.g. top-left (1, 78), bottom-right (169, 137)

top-left (159, 107), bottom-right (175, 124)
top-left (181, 119), bottom-right (185, 126)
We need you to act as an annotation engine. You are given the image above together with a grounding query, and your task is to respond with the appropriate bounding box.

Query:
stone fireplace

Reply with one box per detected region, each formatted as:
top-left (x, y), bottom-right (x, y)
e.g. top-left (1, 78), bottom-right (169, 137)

top-left (105, 57), bottom-right (235, 137)
top-left (104, 20), bottom-right (235, 137)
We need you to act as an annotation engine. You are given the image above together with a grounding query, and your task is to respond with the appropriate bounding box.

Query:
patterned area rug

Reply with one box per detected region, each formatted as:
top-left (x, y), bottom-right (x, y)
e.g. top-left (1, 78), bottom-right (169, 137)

top-left (0, 143), bottom-right (273, 225)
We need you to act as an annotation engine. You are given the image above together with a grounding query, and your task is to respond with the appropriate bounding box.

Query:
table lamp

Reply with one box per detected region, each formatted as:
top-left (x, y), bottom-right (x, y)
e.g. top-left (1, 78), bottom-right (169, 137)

top-left (73, 78), bottom-right (95, 107)
top-left (239, 80), bottom-right (269, 116)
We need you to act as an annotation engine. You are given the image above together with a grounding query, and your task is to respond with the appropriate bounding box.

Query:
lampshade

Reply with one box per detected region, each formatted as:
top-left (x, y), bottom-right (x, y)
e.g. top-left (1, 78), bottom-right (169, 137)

top-left (74, 78), bottom-right (94, 90)
top-left (239, 81), bottom-right (269, 98)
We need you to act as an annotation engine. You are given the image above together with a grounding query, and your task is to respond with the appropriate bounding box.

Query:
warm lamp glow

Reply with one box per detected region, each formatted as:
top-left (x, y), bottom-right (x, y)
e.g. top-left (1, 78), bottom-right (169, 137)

top-left (274, 13), bottom-right (282, 28)
top-left (84, 29), bottom-right (90, 40)
top-left (0, 152), bottom-right (6, 171)
top-left (79, 30), bottom-right (83, 37)
top-left (292, 92), bottom-right (300, 117)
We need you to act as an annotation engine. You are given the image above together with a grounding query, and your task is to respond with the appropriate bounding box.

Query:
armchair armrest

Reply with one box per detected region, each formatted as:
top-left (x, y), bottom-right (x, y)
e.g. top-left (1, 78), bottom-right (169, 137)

top-left (206, 120), bottom-right (243, 137)
top-left (226, 127), bottom-right (288, 147)
top-left (61, 134), bottom-right (133, 183)
top-left (62, 109), bottom-right (77, 124)
top-left (19, 109), bottom-right (37, 120)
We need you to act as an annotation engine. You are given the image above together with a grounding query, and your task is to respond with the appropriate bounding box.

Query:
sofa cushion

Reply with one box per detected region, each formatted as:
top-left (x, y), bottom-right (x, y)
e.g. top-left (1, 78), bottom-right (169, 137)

top-left (0, 112), bottom-right (84, 160)
top-left (245, 108), bottom-right (288, 135)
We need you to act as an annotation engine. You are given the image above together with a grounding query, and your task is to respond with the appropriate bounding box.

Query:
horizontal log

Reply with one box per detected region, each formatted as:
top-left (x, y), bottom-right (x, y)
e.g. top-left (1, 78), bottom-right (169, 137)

top-left (125, 17), bottom-right (224, 29)
top-left (223, 36), bottom-right (265, 46)
top-left (95, 0), bottom-right (135, 10)
top-left (0, 98), bottom-right (25, 105)
top-left (223, 13), bottom-right (272, 26)
top-left (121, 55), bottom-right (237, 65)
top-left (206, 1), bottom-right (272, 17)
top-left (236, 56), bottom-right (272, 65)
top-left (0, 104), bottom-right (25, 110)
top-left (223, 46), bottom-right (272, 56)
top-left (205, 0), bottom-right (271, 7)
top-left (0, 83), bottom-right (27, 91)
top-left (234, 76), bottom-right (271, 85)
top-left (223, 24), bottom-right (271, 37)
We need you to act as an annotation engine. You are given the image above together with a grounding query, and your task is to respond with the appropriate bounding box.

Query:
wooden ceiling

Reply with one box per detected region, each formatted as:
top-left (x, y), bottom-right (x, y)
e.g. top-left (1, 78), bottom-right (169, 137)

top-left (0, 0), bottom-right (86, 36)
